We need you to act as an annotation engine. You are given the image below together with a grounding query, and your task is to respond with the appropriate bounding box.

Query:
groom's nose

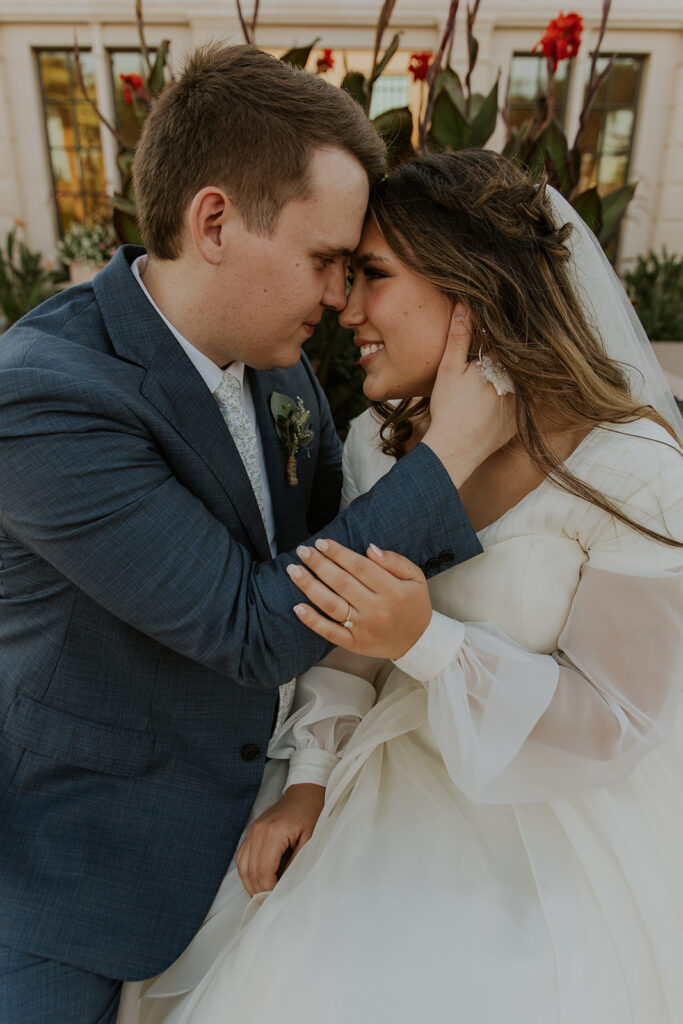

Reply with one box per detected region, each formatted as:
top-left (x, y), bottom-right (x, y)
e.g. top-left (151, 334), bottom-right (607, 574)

top-left (322, 262), bottom-right (348, 312)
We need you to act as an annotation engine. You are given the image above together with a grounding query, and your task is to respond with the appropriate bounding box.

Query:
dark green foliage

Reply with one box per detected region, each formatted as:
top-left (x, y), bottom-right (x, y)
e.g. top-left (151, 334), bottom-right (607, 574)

top-left (624, 250), bottom-right (683, 341)
top-left (0, 228), bottom-right (59, 328)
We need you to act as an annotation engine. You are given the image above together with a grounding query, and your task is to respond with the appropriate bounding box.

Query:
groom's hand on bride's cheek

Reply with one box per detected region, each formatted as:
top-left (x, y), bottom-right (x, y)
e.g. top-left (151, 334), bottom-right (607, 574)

top-left (287, 540), bottom-right (432, 659)
top-left (235, 784), bottom-right (325, 897)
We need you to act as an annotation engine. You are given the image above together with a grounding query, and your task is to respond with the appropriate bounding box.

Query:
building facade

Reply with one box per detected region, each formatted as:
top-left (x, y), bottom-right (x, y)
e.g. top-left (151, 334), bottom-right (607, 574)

top-left (0, 0), bottom-right (681, 271)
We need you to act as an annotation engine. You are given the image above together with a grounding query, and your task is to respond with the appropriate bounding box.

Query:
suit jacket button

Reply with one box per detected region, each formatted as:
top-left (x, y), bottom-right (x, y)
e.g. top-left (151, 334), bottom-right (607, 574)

top-left (241, 744), bottom-right (261, 762)
top-left (439, 549), bottom-right (455, 566)
top-left (424, 557), bottom-right (440, 574)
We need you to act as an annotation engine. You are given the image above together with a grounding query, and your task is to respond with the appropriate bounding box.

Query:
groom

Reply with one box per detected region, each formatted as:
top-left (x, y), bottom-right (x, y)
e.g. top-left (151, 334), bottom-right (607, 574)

top-left (0, 44), bottom-right (498, 1022)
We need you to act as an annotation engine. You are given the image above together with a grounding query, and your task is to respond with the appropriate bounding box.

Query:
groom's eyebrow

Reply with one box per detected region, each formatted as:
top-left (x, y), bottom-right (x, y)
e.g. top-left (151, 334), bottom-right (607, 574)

top-left (316, 246), bottom-right (354, 257)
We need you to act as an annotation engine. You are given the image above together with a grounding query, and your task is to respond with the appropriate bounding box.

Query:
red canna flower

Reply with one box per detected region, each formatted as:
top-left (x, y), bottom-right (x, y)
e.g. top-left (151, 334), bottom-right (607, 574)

top-left (316, 48), bottom-right (335, 74)
top-left (408, 51), bottom-right (433, 83)
top-left (533, 12), bottom-right (583, 73)
top-left (119, 72), bottom-right (146, 106)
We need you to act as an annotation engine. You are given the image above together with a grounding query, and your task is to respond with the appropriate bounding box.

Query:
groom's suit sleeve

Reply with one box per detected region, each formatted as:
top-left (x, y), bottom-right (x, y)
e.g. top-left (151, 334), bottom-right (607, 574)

top-left (0, 358), bottom-right (480, 690)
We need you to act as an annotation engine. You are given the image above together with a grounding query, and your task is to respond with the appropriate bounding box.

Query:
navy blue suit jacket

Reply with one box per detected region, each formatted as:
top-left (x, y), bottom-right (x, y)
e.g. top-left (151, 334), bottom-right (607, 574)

top-left (0, 247), bottom-right (481, 979)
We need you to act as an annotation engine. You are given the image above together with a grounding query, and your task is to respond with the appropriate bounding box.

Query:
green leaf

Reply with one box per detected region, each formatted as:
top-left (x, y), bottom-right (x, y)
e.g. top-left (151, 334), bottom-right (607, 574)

top-left (598, 181), bottom-right (637, 248)
top-left (536, 118), bottom-right (570, 194)
top-left (374, 0), bottom-right (398, 57)
top-left (469, 77), bottom-right (499, 147)
top-left (468, 35), bottom-right (479, 72)
top-left (280, 38), bottom-right (321, 69)
top-left (341, 71), bottom-right (368, 107)
top-left (372, 106), bottom-right (414, 166)
top-left (372, 32), bottom-right (401, 82)
top-left (117, 150), bottom-right (135, 178)
top-left (436, 67), bottom-right (465, 113)
top-left (148, 40), bottom-right (170, 97)
top-left (570, 188), bottom-right (602, 237)
top-left (110, 195), bottom-right (138, 217)
top-left (270, 391), bottom-right (296, 422)
top-left (428, 89), bottom-right (472, 151)
top-left (112, 206), bottom-right (142, 245)
top-left (502, 121), bottom-right (531, 161)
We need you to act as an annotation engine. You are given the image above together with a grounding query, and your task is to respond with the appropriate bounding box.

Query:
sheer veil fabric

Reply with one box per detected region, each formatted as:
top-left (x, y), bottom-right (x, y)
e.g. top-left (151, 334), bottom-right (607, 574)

top-left (545, 187), bottom-right (682, 439)
top-left (117, 188), bottom-right (683, 1024)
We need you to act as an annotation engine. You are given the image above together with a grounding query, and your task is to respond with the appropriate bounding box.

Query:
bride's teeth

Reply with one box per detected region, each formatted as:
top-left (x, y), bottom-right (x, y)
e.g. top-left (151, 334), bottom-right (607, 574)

top-left (360, 343), bottom-right (385, 357)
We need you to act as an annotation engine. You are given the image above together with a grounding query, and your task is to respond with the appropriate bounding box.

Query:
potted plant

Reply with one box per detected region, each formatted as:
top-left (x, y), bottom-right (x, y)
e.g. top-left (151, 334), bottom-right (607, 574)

top-left (56, 220), bottom-right (119, 285)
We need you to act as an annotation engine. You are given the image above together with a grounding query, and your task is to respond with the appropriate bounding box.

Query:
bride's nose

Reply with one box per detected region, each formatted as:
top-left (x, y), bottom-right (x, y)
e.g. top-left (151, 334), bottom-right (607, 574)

top-left (339, 286), bottom-right (366, 330)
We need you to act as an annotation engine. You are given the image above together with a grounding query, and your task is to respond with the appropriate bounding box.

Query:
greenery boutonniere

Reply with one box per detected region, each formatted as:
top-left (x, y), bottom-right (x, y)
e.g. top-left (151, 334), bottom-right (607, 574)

top-left (270, 392), bottom-right (314, 487)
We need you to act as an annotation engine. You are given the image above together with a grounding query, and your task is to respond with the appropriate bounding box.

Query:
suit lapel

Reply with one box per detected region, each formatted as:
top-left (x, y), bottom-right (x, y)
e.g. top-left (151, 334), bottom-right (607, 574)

top-left (249, 369), bottom-right (310, 554)
top-left (93, 247), bottom-right (271, 560)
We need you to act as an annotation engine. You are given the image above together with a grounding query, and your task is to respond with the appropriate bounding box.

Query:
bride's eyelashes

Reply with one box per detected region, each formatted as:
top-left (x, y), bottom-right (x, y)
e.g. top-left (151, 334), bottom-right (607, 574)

top-left (362, 266), bottom-right (388, 281)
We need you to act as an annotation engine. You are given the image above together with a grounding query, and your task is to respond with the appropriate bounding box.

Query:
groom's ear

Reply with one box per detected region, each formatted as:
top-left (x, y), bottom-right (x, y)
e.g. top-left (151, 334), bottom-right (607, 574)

top-left (188, 186), bottom-right (234, 265)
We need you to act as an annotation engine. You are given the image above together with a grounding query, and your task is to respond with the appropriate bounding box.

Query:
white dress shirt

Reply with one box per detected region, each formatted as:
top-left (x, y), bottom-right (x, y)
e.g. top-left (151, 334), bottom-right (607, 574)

top-left (131, 255), bottom-right (276, 555)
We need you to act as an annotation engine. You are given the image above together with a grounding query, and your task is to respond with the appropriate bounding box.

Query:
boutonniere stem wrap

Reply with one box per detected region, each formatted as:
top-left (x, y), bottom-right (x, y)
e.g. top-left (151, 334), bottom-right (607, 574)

top-left (270, 392), bottom-right (314, 487)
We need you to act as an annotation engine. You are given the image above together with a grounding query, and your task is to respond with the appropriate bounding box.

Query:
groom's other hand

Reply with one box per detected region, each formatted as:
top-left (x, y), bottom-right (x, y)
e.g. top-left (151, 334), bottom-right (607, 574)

top-left (236, 784), bottom-right (325, 896)
top-left (424, 303), bottom-right (516, 487)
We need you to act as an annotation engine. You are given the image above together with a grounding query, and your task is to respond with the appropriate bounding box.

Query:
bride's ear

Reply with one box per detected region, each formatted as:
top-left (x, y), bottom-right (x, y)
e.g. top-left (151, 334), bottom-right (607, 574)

top-left (188, 187), bottom-right (234, 265)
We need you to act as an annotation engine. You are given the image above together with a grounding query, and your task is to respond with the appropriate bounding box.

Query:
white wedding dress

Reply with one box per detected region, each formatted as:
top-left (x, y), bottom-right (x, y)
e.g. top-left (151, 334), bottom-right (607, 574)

top-left (121, 410), bottom-right (683, 1024)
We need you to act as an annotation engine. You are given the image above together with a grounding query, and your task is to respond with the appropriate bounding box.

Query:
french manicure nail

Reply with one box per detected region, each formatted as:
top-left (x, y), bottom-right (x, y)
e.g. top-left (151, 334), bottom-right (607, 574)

top-left (287, 564), bottom-right (302, 579)
top-left (315, 539), bottom-right (329, 552)
top-left (293, 604), bottom-right (307, 616)
top-left (297, 546), bottom-right (311, 560)
top-left (369, 543), bottom-right (383, 557)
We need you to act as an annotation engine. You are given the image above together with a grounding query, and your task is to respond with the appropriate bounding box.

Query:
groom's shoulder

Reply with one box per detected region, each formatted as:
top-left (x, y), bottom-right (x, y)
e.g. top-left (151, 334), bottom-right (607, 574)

top-left (0, 283), bottom-right (108, 373)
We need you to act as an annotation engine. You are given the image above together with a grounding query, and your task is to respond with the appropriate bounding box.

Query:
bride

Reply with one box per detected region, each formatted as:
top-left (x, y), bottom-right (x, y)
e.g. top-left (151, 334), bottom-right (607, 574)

top-left (122, 151), bottom-right (683, 1023)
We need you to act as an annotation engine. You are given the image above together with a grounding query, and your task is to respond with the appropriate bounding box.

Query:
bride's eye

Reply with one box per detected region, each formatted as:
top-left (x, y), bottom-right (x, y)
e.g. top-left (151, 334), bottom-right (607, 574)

top-left (363, 266), bottom-right (387, 281)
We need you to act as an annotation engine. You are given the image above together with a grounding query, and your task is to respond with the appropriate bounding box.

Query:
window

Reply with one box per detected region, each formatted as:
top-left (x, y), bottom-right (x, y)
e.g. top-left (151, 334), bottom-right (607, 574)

top-left (507, 53), bottom-right (571, 131)
top-left (369, 75), bottom-right (410, 120)
top-left (110, 50), bottom-right (155, 150)
top-left (36, 49), bottom-right (108, 233)
top-left (577, 55), bottom-right (643, 196)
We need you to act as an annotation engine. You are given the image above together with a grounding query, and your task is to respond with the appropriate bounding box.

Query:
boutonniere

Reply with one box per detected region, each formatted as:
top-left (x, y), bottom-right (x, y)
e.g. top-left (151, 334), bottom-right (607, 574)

top-left (270, 392), bottom-right (314, 487)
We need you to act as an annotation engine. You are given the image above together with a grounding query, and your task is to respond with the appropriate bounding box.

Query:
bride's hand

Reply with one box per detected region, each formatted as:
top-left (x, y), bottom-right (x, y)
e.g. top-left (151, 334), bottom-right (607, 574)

top-left (236, 783), bottom-right (325, 897)
top-left (424, 303), bottom-right (516, 487)
top-left (288, 539), bottom-right (432, 659)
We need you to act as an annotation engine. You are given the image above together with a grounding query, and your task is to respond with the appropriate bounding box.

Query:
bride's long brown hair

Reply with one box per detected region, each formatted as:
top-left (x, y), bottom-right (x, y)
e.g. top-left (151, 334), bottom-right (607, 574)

top-left (366, 149), bottom-right (681, 547)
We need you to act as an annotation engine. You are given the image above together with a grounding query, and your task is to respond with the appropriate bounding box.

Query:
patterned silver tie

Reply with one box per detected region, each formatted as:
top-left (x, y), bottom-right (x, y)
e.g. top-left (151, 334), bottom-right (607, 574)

top-left (213, 370), bottom-right (266, 525)
top-left (213, 369), bottom-right (296, 731)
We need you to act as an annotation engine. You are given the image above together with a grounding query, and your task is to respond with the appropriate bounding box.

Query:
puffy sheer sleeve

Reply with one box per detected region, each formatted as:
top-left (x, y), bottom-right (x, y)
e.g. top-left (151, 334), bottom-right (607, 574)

top-left (394, 427), bottom-right (683, 803)
top-left (266, 652), bottom-right (381, 789)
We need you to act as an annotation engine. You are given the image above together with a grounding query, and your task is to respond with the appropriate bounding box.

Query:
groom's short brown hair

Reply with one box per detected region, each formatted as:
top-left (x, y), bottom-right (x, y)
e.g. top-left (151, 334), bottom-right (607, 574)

top-left (133, 43), bottom-right (387, 259)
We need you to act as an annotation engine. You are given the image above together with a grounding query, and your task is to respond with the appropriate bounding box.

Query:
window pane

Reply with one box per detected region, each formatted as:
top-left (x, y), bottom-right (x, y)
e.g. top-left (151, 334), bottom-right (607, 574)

top-left (578, 55), bottom-right (642, 201)
top-left (507, 54), bottom-right (570, 128)
top-left (36, 48), bottom-right (107, 239)
top-left (75, 102), bottom-right (103, 148)
top-left (610, 58), bottom-right (639, 105)
top-left (592, 56), bottom-right (612, 104)
top-left (368, 75), bottom-right (410, 119)
top-left (581, 108), bottom-right (602, 151)
top-left (597, 152), bottom-right (629, 195)
top-left (51, 148), bottom-right (81, 192)
top-left (39, 52), bottom-right (71, 100)
top-left (579, 151), bottom-right (598, 191)
top-left (602, 108), bottom-right (634, 155)
top-left (80, 149), bottom-right (105, 193)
